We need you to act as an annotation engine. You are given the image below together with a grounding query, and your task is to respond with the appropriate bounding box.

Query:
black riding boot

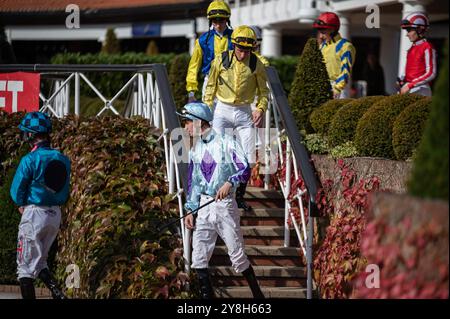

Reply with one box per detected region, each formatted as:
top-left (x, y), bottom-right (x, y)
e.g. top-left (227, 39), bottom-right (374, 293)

top-left (38, 268), bottom-right (66, 299)
top-left (236, 182), bottom-right (252, 212)
top-left (242, 265), bottom-right (265, 299)
top-left (19, 277), bottom-right (36, 299)
top-left (195, 268), bottom-right (215, 299)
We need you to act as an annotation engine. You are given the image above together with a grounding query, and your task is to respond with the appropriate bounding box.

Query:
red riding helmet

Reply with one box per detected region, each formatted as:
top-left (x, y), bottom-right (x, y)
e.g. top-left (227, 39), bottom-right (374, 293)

top-left (401, 12), bottom-right (429, 36)
top-left (313, 12), bottom-right (340, 31)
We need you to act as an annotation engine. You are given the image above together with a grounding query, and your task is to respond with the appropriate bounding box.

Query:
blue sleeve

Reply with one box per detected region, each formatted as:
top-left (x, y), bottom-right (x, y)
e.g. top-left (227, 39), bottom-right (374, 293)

top-left (184, 153), bottom-right (202, 212)
top-left (10, 156), bottom-right (33, 206)
top-left (227, 138), bottom-right (251, 187)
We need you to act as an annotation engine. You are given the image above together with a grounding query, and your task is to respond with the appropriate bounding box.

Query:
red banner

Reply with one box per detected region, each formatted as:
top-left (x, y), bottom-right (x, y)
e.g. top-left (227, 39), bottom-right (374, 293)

top-left (0, 72), bottom-right (40, 113)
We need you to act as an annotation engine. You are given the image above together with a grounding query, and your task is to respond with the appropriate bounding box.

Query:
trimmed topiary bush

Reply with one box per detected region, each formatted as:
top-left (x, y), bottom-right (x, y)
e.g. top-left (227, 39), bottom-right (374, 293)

top-left (328, 96), bottom-right (386, 148)
top-left (408, 43), bottom-right (449, 200)
top-left (101, 28), bottom-right (121, 54)
top-left (288, 38), bottom-right (332, 133)
top-left (168, 53), bottom-right (191, 113)
top-left (354, 94), bottom-right (424, 159)
top-left (392, 97), bottom-right (432, 160)
top-left (310, 98), bottom-right (353, 135)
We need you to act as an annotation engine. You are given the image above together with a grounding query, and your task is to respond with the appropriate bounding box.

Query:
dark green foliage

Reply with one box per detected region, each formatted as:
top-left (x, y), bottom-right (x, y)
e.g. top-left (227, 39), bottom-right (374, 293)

top-left (288, 38), bottom-right (332, 133)
top-left (0, 111), bottom-right (27, 283)
top-left (268, 55), bottom-right (298, 95)
top-left (392, 98), bottom-right (432, 160)
top-left (408, 43), bottom-right (449, 200)
top-left (101, 28), bottom-right (121, 54)
top-left (51, 52), bottom-right (176, 98)
top-left (0, 152), bottom-right (27, 283)
top-left (355, 94), bottom-right (424, 159)
top-left (328, 96), bottom-right (386, 147)
top-left (310, 98), bottom-right (353, 135)
top-left (168, 54), bottom-right (191, 113)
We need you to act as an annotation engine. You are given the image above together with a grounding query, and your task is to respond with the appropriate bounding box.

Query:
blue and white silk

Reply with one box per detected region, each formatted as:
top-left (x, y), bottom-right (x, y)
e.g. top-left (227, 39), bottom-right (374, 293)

top-left (185, 129), bottom-right (251, 212)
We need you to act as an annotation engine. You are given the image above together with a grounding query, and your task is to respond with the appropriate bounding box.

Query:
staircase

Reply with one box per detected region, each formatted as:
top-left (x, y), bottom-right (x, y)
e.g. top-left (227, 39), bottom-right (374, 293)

top-left (211, 187), bottom-right (307, 298)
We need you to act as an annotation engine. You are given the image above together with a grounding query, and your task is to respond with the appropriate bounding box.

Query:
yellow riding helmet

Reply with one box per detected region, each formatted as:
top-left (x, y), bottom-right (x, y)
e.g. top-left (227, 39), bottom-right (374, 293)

top-left (231, 25), bottom-right (257, 48)
top-left (207, 1), bottom-right (231, 19)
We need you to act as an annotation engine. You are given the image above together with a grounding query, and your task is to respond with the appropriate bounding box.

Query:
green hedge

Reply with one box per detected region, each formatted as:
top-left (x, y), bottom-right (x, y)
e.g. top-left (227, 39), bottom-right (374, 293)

top-left (392, 97), bottom-right (432, 160)
top-left (0, 112), bottom-right (192, 298)
top-left (408, 43), bottom-right (449, 200)
top-left (328, 96), bottom-right (386, 148)
top-left (310, 98), bottom-right (353, 135)
top-left (268, 55), bottom-right (298, 95)
top-left (354, 94), bottom-right (424, 159)
top-left (0, 111), bottom-right (29, 283)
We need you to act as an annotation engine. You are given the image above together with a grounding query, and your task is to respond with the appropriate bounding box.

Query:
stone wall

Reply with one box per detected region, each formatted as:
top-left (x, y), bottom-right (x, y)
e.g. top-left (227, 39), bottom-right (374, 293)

top-left (311, 155), bottom-right (413, 193)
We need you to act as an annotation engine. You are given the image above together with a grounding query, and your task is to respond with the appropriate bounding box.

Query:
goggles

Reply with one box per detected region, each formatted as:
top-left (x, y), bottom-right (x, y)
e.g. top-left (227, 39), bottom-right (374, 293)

top-left (233, 37), bottom-right (256, 47)
top-left (208, 10), bottom-right (229, 18)
top-left (177, 109), bottom-right (208, 122)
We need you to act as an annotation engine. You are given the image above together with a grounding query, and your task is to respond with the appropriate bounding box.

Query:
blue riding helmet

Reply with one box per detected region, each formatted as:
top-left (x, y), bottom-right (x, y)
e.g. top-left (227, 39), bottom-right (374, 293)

top-left (18, 111), bottom-right (52, 134)
top-left (177, 102), bottom-right (213, 123)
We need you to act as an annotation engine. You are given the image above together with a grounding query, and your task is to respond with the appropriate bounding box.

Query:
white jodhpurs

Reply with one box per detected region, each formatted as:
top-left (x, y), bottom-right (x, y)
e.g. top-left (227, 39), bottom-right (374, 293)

top-left (17, 205), bottom-right (61, 279)
top-left (212, 100), bottom-right (256, 165)
top-left (191, 194), bottom-right (250, 273)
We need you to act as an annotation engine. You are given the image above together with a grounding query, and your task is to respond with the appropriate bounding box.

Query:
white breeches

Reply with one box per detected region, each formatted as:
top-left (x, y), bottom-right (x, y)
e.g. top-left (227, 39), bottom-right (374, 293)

top-left (191, 194), bottom-right (250, 273)
top-left (17, 205), bottom-right (61, 279)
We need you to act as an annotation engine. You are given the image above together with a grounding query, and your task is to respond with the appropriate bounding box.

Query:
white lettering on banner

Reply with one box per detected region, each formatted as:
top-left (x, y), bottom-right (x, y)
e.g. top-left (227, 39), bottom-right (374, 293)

top-left (8, 81), bottom-right (24, 113)
top-left (0, 80), bottom-right (24, 112)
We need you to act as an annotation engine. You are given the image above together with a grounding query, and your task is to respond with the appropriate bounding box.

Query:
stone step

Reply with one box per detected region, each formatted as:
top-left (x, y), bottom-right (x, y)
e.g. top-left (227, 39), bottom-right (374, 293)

top-left (214, 286), bottom-right (307, 299)
top-left (210, 254), bottom-right (303, 267)
top-left (210, 265), bottom-right (306, 278)
top-left (241, 208), bottom-right (285, 218)
top-left (240, 208), bottom-right (285, 226)
top-left (241, 226), bottom-right (286, 237)
top-left (242, 187), bottom-right (285, 209)
top-left (213, 245), bottom-right (301, 257)
top-left (210, 265), bottom-right (306, 288)
top-left (245, 187), bottom-right (284, 200)
top-left (216, 226), bottom-right (299, 246)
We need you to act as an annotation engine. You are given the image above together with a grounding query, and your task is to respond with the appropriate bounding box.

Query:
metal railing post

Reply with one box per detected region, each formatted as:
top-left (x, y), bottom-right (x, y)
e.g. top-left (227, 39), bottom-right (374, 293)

top-left (307, 200), bottom-right (314, 299)
top-left (284, 140), bottom-right (292, 248)
top-left (74, 72), bottom-right (80, 116)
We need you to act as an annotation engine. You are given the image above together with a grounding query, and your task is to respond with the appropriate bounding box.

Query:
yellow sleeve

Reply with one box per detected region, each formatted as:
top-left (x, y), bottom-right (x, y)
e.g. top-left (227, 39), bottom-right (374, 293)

top-left (255, 61), bottom-right (269, 113)
top-left (333, 42), bottom-right (356, 93)
top-left (254, 52), bottom-right (270, 67)
top-left (186, 40), bottom-right (203, 93)
top-left (202, 55), bottom-right (220, 108)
